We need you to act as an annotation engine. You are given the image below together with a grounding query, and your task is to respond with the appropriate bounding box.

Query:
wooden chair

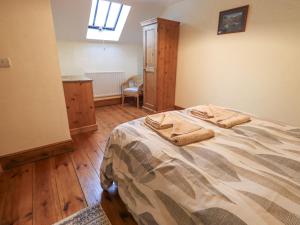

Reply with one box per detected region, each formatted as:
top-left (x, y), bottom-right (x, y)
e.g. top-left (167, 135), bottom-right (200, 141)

top-left (121, 75), bottom-right (143, 108)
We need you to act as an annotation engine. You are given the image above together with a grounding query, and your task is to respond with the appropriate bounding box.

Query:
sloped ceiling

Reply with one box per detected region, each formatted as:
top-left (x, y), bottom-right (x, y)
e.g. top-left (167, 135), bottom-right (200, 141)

top-left (51, 0), bottom-right (181, 44)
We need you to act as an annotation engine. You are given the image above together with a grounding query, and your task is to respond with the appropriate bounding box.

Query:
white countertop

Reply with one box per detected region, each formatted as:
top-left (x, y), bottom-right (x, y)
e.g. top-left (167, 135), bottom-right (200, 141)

top-left (62, 75), bottom-right (92, 82)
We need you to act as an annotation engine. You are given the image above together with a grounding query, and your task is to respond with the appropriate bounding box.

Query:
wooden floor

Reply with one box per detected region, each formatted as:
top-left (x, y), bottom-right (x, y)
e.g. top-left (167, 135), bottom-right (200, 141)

top-left (0, 105), bottom-right (148, 225)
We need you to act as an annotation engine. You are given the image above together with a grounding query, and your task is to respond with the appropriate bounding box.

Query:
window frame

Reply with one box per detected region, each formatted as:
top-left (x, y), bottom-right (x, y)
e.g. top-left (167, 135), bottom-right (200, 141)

top-left (88, 0), bottom-right (124, 31)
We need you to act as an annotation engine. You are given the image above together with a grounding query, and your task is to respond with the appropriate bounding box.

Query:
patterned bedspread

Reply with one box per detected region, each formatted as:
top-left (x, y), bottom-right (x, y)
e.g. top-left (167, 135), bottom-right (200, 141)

top-left (100, 110), bottom-right (300, 225)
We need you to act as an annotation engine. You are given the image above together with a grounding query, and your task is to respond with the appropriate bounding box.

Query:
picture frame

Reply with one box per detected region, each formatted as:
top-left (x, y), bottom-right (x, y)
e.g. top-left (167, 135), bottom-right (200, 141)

top-left (217, 5), bottom-right (249, 35)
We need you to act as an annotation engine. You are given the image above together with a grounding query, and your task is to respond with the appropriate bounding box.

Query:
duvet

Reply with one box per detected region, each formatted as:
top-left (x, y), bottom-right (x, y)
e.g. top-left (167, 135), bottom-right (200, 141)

top-left (100, 110), bottom-right (300, 225)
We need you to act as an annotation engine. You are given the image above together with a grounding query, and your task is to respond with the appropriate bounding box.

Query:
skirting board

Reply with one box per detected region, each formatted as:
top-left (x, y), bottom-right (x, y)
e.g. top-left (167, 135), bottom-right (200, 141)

top-left (94, 96), bottom-right (122, 107)
top-left (0, 140), bottom-right (74, 170)
top-left (70, 124), bottom-right (98, 135)
top-left (174, 105), bottom-right (185, 110)
top-left (142, 106), bottom-right (157, 113)
top-left (135, 105), bottom-right (184, 113)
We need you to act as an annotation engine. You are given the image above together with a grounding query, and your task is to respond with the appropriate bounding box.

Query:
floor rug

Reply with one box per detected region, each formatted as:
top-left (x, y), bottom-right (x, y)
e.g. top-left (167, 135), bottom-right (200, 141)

top-left (53, 204), bottom-right (112, 225)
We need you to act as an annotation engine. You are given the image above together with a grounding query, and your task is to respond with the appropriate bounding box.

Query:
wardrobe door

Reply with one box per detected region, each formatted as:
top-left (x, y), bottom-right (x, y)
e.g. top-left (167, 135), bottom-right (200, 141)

top-left (143, 23), bottom-right (157, 111)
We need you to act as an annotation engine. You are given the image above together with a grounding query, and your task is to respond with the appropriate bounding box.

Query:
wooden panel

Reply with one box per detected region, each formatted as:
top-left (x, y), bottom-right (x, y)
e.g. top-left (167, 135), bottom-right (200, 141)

top-left (156, 18), bottom-right (180, 112)
top-left (33, 159), bottom-right (62, 225)
top-left (144, 24), bottom-right (157, 72)
top-left (64, 82), bottom-right (80, 129)
top-left (53, 153), bottom-right (87, 217)
top-left (0, 164), bottom-right (33, 225)
top-left (79, 82), bottom-right (96, 127)
top-left (143, 23), bottom-right (157, 111)
top-left (63, 81), bottom-right (97, 133)
top-left (141, 18), bottom-right (180, 112)
top-left (0, 140), bottom-right (74, 170)
top-left (140, 18), bottom-right (158, 27)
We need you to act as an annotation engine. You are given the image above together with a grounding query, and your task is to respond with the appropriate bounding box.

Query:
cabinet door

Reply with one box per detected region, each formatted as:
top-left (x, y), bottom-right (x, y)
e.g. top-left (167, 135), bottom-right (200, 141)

top-left (143, 23), bottom-right (157, 111)
top-left (63, 81), bottom-right (96, 130)
top-left (63, 82), bottom-right (80, 129)
top-left (77, 82), bottom-right (96, 127)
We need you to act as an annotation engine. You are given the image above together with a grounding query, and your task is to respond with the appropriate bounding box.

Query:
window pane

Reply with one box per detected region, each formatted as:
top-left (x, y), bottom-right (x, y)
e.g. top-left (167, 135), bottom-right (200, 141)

top-left (105, 2), bottom-right (122, 28)
top-left (95, 0), bottom-right (110, 28)
top-left (88, 0), bottom-right (97, 26)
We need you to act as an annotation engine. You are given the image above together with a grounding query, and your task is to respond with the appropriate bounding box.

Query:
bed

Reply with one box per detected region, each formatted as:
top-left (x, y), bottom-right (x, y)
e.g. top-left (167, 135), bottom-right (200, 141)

top-left (100, 108), bottom-right (300, 225)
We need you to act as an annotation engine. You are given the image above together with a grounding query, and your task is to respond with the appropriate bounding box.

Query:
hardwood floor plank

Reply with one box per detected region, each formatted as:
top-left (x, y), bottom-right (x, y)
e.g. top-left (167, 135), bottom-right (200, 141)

top-left (0, 164), bottom-right (33, 225)
top-left (53, 153), bottom-right (87, 218)
top-left (112, 105), bottom-right (136, 122)
top-left (102, 106), bottom-right (124, 126)
top-left (110, 105), bottom-right (133, 122)
top-left (101, 184), bottom-right (137, 225)
top-left (71, 136), bottom-right (103, 206)
top-left (0, 169), bottom-right (10, 194)
top-left (119, 105), bottom-right (149, 118)
top-left (0, 105), bottom-right (147, 225)
top-left (82, 133), bottom-right (104, 176)
top-left (0, 192), bottom-right (5, 225)
top-left (33, 159), bottom-right (62, 225)
top-left (97, 107), bottom-right (117, 128)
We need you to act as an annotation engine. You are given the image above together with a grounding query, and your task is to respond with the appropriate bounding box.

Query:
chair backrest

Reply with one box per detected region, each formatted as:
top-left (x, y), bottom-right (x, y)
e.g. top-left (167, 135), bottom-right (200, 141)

top-left (128, 75), bottom-right (143, 87)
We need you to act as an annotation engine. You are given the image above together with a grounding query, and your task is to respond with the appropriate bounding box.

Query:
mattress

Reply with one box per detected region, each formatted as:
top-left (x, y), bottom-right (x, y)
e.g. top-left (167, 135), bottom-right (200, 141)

top-left (100, 109), bottom-right (300, 225)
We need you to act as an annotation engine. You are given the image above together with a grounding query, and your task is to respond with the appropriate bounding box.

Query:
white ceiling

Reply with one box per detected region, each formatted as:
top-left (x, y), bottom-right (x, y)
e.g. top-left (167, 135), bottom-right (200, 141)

top-left (51, 0), bottom-right (180, 44)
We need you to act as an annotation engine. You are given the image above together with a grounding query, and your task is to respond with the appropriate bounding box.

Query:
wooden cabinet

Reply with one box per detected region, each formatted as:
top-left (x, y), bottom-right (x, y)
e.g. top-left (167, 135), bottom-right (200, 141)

top-left (63, 78), bottom-right (98, 135)
top-left (141, 18), bottom-right (180, 112)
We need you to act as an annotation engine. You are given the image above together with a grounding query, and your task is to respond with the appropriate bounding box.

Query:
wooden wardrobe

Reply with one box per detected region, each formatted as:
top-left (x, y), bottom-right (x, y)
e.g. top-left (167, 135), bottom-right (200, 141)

top-left (141, 18), bottom-right (180, 112)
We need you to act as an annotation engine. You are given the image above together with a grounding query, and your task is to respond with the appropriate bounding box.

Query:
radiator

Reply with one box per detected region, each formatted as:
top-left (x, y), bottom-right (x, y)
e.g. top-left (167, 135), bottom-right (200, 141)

top-left (85, 72), bottom-right (126, 98)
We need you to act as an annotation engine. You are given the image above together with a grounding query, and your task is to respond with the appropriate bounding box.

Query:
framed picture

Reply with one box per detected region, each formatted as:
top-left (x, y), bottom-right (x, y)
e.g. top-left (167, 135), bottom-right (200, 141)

top-left (217, 5), bottom-right (249, 35)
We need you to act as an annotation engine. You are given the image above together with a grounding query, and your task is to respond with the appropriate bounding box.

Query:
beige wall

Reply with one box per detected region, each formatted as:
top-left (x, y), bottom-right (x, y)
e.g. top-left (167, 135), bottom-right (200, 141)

top-left (162, 0), bottom-right (300, 126)
top-left (0, 0), bottom-right (71, 156)
top-left (57, 41), bottom-right (143, 78)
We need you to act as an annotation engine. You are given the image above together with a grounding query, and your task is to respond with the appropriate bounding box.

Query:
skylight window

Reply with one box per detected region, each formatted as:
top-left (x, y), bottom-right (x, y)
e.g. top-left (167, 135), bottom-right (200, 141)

top-left (87, 0), bottom-right (131, 41)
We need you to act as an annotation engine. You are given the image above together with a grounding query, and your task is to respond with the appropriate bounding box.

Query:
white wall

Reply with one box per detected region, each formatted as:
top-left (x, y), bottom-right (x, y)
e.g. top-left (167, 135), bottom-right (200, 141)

top-left (51, 0), bottom-right (155, 80)
top-left (162, 0), bottom-right (300, 126)
top-left (0, 0), bottom-right (71, 156)
top-left (57, 41), bottom-right (143, 78)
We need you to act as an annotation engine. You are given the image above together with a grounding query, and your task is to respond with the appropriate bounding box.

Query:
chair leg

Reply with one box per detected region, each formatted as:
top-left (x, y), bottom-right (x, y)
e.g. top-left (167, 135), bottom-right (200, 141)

top-left (137, 95), bottom-right (139, 108)
top-left (122, 94), bottom-right (125, 106)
